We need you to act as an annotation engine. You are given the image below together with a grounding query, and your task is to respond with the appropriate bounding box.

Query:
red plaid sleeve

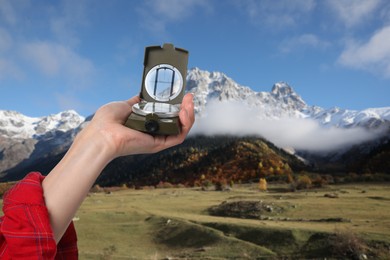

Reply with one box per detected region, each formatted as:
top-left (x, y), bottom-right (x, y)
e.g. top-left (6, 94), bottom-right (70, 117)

top-left (0, 172), bottom-right (78, 259)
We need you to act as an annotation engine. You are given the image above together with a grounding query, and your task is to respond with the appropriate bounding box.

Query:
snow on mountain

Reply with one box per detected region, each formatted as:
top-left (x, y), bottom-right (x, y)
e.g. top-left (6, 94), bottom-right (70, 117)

top-left (186, 67), bottom-right (390, 130)
top-left (309, 107), bottom-right (390, 129)
top-left (187, 68), bottom-right (310, 119)
top-left (0, 110), bottom-right (85, 175)
top-left (0, 110), bottom-right (85, 139)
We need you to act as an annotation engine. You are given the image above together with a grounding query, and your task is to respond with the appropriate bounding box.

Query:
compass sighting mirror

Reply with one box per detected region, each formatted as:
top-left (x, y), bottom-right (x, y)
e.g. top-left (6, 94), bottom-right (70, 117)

top-left (125, 43), bottom-right (189, 135)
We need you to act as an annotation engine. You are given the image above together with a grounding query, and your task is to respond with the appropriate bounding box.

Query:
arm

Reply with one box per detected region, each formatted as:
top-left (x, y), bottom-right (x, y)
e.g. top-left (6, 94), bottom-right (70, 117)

top-left (42, 94), bottom-right (195, 243)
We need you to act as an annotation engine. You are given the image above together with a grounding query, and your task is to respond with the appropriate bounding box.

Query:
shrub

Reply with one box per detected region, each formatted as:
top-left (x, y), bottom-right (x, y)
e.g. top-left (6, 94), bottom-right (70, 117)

top-left (323, 174), bottom-right (334, 184)
top-left (214, 178), bottom-right (228, 191)
top-left (259, 178), bottom-right (267, 191)
top-left (329, 228), bottom-right (367, 259)
top-left (156, 181), bottom-right (174, 189)
top-left (201, 179), bottom-right (212, 190)
top-left (287, 173), bottom-right (294, 183)
top-left (312, 174), bottom-right (327, 188)
top-left (296, 175), bottom-right (312, 190)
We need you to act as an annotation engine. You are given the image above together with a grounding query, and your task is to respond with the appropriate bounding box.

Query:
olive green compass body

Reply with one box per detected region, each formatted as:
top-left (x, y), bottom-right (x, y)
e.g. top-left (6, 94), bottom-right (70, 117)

top-left (125, 43), bottom-right (189, 135)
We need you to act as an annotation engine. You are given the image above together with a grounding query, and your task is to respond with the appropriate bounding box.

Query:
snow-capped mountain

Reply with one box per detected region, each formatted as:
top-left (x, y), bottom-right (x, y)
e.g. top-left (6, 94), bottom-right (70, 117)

top-left (311, 107), bottom-right (390, 128)
top-left (187, 68), bottom-right (308, 119)
top-left (0, 110), bottom-right (85, 139)
top-left (0, 110), bottom-right (85, 176)
top-left (186, 67), bottom-right (390, 129)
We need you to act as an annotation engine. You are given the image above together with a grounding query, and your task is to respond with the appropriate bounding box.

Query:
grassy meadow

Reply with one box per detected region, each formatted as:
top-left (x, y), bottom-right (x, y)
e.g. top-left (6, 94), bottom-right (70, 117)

top-left (72, 183), bottom-right (390, 259)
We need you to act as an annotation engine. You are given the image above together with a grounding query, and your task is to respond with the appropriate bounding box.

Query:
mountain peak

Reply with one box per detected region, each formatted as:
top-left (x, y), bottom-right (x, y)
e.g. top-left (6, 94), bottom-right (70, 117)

top-left (187, 67), bottom-right (232, 86)
top-left (271, 82), bottom-right (294, 97)
top-left (271, 82), bottom-right (307, 110)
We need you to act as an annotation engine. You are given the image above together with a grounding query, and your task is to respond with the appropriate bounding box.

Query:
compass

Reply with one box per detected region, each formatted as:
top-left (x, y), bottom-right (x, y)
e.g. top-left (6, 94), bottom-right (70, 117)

top-left (125, 43), bottom-right (189, 135)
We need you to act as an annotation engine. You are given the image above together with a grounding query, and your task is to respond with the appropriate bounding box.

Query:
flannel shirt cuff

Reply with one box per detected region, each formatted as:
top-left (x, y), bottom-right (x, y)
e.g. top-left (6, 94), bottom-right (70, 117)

top-left (0, 172), bottom-right (78, 259)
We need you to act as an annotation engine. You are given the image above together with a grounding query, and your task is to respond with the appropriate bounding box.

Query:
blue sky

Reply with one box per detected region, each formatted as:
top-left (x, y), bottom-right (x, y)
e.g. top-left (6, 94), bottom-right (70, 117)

top-left (1, 0), bottom-right (389, 117)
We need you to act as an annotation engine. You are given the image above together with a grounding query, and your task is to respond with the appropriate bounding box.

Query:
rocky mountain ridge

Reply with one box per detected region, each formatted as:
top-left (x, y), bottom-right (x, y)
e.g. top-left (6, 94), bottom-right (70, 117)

top-left (0, 110), bottom-right (84, 139)
top-left (186, 67), bottom-right (390, 129)
top-left (0, 110), bottom-right (85, 177)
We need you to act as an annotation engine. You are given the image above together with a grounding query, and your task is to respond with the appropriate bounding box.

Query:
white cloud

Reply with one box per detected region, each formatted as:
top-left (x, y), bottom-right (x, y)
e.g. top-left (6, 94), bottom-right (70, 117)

top-left (49, 0), bottom-right (89, 47)
top-left (326, 0), bottom-right (383, 28)
top-left (0, 26), bottom-right (22, 81)
top-left (144, 0), bottom-right (211, 22)
top-left (233, 0), bottom-right (315, 29)
top-left (190, 100), bottom-right (381, 152)
top-left (259, 119), bottom-right (380, 152)
top-left (21, 41), bottom-right (95, 86)
top-left (280, 34), bottom-right (331, 53)
top-left (138, 0), bottom-right (212, 34)
top-left (0, 1), bottom-right (93, 84)
top-left (338, 25), bottom-right (390, 78)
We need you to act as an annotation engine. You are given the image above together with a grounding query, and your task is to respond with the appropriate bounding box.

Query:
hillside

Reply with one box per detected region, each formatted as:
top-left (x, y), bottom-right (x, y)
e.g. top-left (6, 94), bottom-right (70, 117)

top-left (4, 133), bottom-right (389, 187)
top-left (1, 135), bottom-right (305, 186)
top-left (97, 135), bottom-right (306, 187)
top-left (346, 134), bottom-right (390, 174)
top-left (296, 132), bottom-right (390, 176)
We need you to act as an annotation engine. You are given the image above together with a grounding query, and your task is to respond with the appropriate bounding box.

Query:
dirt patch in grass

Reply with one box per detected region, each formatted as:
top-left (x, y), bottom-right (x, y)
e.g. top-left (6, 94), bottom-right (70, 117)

top-left (208, 200), bottom-right (350, 223)
top-left (208, 200), bottom-right (285, 220)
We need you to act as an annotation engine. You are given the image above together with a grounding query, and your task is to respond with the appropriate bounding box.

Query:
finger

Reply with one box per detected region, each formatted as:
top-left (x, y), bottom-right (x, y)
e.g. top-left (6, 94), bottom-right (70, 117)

top-left (181, 93), bottom-right (194, 110)
top-left (131, 93), bottom-right (194, 152)
top-left (154, 107), bottom-right (192, 151)
top-left (125, 96), bottom-right (141, 107)
top-left (181, 94), bottom-right (195, 125)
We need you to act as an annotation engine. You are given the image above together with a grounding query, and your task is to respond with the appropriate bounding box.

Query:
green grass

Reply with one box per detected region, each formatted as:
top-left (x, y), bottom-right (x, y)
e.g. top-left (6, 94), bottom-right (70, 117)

top-left (1, 182), bottom-right (389, 258)
top-left (71, 183), bottom-right (390, 259)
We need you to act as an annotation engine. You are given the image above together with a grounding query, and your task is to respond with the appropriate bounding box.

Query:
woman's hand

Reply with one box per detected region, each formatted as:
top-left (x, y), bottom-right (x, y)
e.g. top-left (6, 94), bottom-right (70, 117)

top-left (87, 93), bottom-right (195, 159)
top-left (43, 93), bottom-right (195, 242)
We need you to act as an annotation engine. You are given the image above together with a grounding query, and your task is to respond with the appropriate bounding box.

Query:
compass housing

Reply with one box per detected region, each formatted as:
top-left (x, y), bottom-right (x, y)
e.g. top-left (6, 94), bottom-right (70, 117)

top-left (125, 43), bottom-right (189, 135)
